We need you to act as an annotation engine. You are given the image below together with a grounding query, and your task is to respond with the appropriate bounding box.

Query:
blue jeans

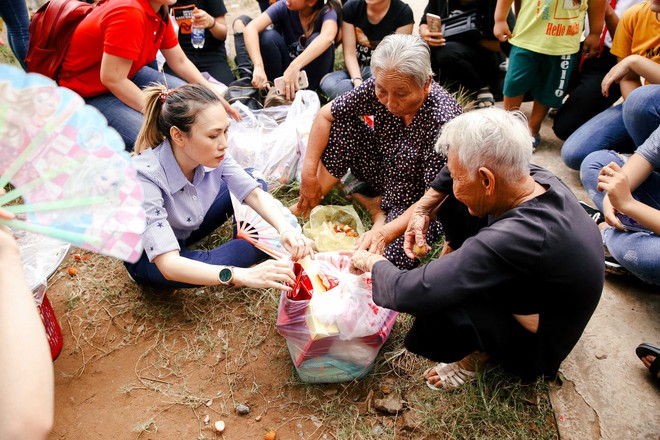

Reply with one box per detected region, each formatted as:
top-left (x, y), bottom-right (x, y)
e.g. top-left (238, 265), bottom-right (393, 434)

top-left (84, 66), bottom-right (185, 152)
top-left (258, 28), bottom-right (334, 91)
top-left (0, 0), bottom-right (30, 70)
top-left (319, 67), bottom-right (371, 100)
top-left (580, 150), bottom-right (660, 285)
top-left (561, 85), bottom-right (660, 170)
top-left (125, 171), bottom-right (269, 289)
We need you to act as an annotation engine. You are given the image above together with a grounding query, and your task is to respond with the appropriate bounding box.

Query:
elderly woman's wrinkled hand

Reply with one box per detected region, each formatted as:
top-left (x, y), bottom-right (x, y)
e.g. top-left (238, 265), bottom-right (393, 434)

top-left (279, 229), bottom-right (315, 261)
top-left (355, 226), bottom-right (391, 255)
top-left (296, 172), bottom-right (324, 218)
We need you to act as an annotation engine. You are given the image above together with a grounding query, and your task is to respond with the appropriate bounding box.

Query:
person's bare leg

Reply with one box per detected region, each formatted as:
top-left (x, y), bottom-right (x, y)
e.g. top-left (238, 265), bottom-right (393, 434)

top-left (289, 162), bottom-right (339, 217)
top-left (347, 193), bottom-right (385, 226)
top-left (424, 351), bottom-right (490, 388)
top-left (504, 95), bottom-right (524, 111)
top-left (529, 100), bottom-right (550, 137)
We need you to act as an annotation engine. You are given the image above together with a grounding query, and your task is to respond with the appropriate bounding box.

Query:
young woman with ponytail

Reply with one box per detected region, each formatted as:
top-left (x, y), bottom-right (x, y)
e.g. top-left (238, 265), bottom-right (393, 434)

top-left (125, 83), bottom-right (314, 290)
top-left (236, 0), bottom-right (342, 100)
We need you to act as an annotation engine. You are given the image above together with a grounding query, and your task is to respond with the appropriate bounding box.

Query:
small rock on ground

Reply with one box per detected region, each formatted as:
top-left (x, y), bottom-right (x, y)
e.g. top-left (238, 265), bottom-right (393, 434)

top-left (235, 403), bottom-right (250, 415)
top-left (373, 394), bottom-right (405, 414)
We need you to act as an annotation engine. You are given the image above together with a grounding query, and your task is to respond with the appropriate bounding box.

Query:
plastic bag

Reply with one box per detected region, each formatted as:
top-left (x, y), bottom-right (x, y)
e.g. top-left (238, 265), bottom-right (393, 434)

top-left (311, 254), bottom-right (391, 339)
top-left (15, 230), bottom-right (70, 304)
top-left (302, 205), bottom-right (365, 251)
top-left (276, 252), bottom-right (397, 383)
top-left (227, 91), bottom-right (320, 189)
top-left (291, 91), bottom-right (321, 181)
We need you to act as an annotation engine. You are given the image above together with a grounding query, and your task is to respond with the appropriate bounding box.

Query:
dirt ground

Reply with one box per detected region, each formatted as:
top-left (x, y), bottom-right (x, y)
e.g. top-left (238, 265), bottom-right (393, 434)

top-left (44, 237), bottom-right (556, 440)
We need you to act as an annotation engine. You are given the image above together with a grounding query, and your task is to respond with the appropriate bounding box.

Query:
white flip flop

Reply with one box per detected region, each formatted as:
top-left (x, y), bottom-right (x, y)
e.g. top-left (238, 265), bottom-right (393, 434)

top-left (424, 362), bottom-right (477, 390)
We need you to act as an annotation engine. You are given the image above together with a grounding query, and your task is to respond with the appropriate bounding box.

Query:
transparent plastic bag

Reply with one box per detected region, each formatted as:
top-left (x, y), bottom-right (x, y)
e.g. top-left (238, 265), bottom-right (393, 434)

top-left (302, 205), bottom-right (365, 251)
top-left (227, 91), bottom-right (320, 189)
top-left (291, 91), bottom-right (321, 180)
top-left (15, 230), bottom-right (70, 304)
top-left (311, 255), bottom-right (391, 339)
top-left (276, 252), bottom-right (397, 383)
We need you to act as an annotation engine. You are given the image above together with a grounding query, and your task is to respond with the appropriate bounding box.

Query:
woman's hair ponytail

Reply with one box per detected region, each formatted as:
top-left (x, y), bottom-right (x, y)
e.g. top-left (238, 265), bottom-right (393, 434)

top-left (134, 83), bottom-right (168, 154)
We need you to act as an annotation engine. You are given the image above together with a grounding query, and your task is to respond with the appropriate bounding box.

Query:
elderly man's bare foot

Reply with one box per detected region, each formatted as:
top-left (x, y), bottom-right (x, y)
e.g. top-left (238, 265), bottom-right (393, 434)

top-left (424, 351), bottom-right (491, 389)
top-left (348, 193), bottom-right (384, 225)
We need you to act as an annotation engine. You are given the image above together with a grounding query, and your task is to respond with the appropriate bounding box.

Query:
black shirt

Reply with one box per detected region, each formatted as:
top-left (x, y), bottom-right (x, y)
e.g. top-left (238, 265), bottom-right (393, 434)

top-left (372, 166), bottom-right (604, 377)
top-left (420, 0), bottom-right (510, 40)
top-left (171, 0), bottom-right (228, 58)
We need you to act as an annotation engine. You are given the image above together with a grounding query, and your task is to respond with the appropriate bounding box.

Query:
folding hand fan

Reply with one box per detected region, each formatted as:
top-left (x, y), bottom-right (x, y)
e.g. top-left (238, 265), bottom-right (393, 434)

top-left (230, 194), bottom-right (301, 259)
top-left (0, 64), bottom-right (145, 263)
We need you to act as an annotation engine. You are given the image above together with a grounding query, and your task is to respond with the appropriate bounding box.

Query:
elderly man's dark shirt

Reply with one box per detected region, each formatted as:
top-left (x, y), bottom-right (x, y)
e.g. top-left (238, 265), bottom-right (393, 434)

top-left (371, 166), bottom-right (604, 378)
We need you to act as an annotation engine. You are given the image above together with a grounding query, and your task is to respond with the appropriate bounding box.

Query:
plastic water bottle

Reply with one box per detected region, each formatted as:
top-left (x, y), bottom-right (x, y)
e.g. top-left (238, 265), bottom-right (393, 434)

top-left (191, 25), bottom-right (205, 49)
top-left (191, 8), bottom-right (205, 49)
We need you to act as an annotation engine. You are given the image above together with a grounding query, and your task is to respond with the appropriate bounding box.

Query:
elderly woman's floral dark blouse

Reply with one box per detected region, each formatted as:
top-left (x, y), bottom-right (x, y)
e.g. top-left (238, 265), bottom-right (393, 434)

top-left (321, 77), bottom-right (462, 269)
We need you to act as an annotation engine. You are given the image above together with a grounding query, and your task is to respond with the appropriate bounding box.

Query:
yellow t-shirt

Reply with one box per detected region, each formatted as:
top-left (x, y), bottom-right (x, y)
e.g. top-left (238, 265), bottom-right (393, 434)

top-left (610, 1), bottom-right (660, 65)
top-left (509, 0), bottom-right (588, 56)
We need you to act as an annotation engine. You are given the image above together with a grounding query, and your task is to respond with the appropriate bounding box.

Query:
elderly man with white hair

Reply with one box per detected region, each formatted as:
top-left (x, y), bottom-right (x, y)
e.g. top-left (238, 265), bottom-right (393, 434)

top-left (350, 107), bottom-right (604, 388)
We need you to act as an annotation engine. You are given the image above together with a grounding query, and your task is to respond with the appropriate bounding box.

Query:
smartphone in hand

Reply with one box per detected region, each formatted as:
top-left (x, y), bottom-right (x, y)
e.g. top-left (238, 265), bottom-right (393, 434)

top-left (615, 212), bottom-right (650, 233)
top-left (426, 13), bottom-right (442, 33)
top-left (274, 71), bottom-right (309, 95)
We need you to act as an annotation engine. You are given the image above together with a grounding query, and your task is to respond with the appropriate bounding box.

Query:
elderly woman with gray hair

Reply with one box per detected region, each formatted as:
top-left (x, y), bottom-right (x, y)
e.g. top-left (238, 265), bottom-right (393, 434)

top-left (350, 108), bottom-right (604, 387)
top-left (293, 34), bottom-right (462, 270)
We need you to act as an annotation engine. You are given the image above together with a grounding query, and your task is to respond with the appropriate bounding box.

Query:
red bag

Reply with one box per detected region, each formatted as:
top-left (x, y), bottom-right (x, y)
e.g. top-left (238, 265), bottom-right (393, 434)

top-left (288, 263), bottom-right (313, 301)
top-left (25, 0), bottom-right (105, 79)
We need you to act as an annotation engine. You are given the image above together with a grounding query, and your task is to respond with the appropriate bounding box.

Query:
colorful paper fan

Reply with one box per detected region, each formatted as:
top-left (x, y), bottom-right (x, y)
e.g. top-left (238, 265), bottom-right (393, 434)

top-left (0, 64), bottom-right (145, 263)
top-left (230, 194), bottom-right (301, 259)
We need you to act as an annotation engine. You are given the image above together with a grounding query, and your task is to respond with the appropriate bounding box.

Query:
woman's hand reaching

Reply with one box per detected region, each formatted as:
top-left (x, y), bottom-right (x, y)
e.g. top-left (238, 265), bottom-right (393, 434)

top-left (282, 65), bottom-right (302, 101)
top-left (279, 229), bottom-right (315, 261)
top-left (233, 259), bottom-right (296, 291)
top-left (251, 65), bottom-right (269, 90)
top-left (355, 226), bottom-right (391, 255)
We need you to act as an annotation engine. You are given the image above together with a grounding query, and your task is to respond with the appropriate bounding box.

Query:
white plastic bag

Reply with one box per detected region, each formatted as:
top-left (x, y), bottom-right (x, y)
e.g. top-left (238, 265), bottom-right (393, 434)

top-left (227, 91), bottom-right (320, 189)
top-left (308, 253), bottom-right (391, 339)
